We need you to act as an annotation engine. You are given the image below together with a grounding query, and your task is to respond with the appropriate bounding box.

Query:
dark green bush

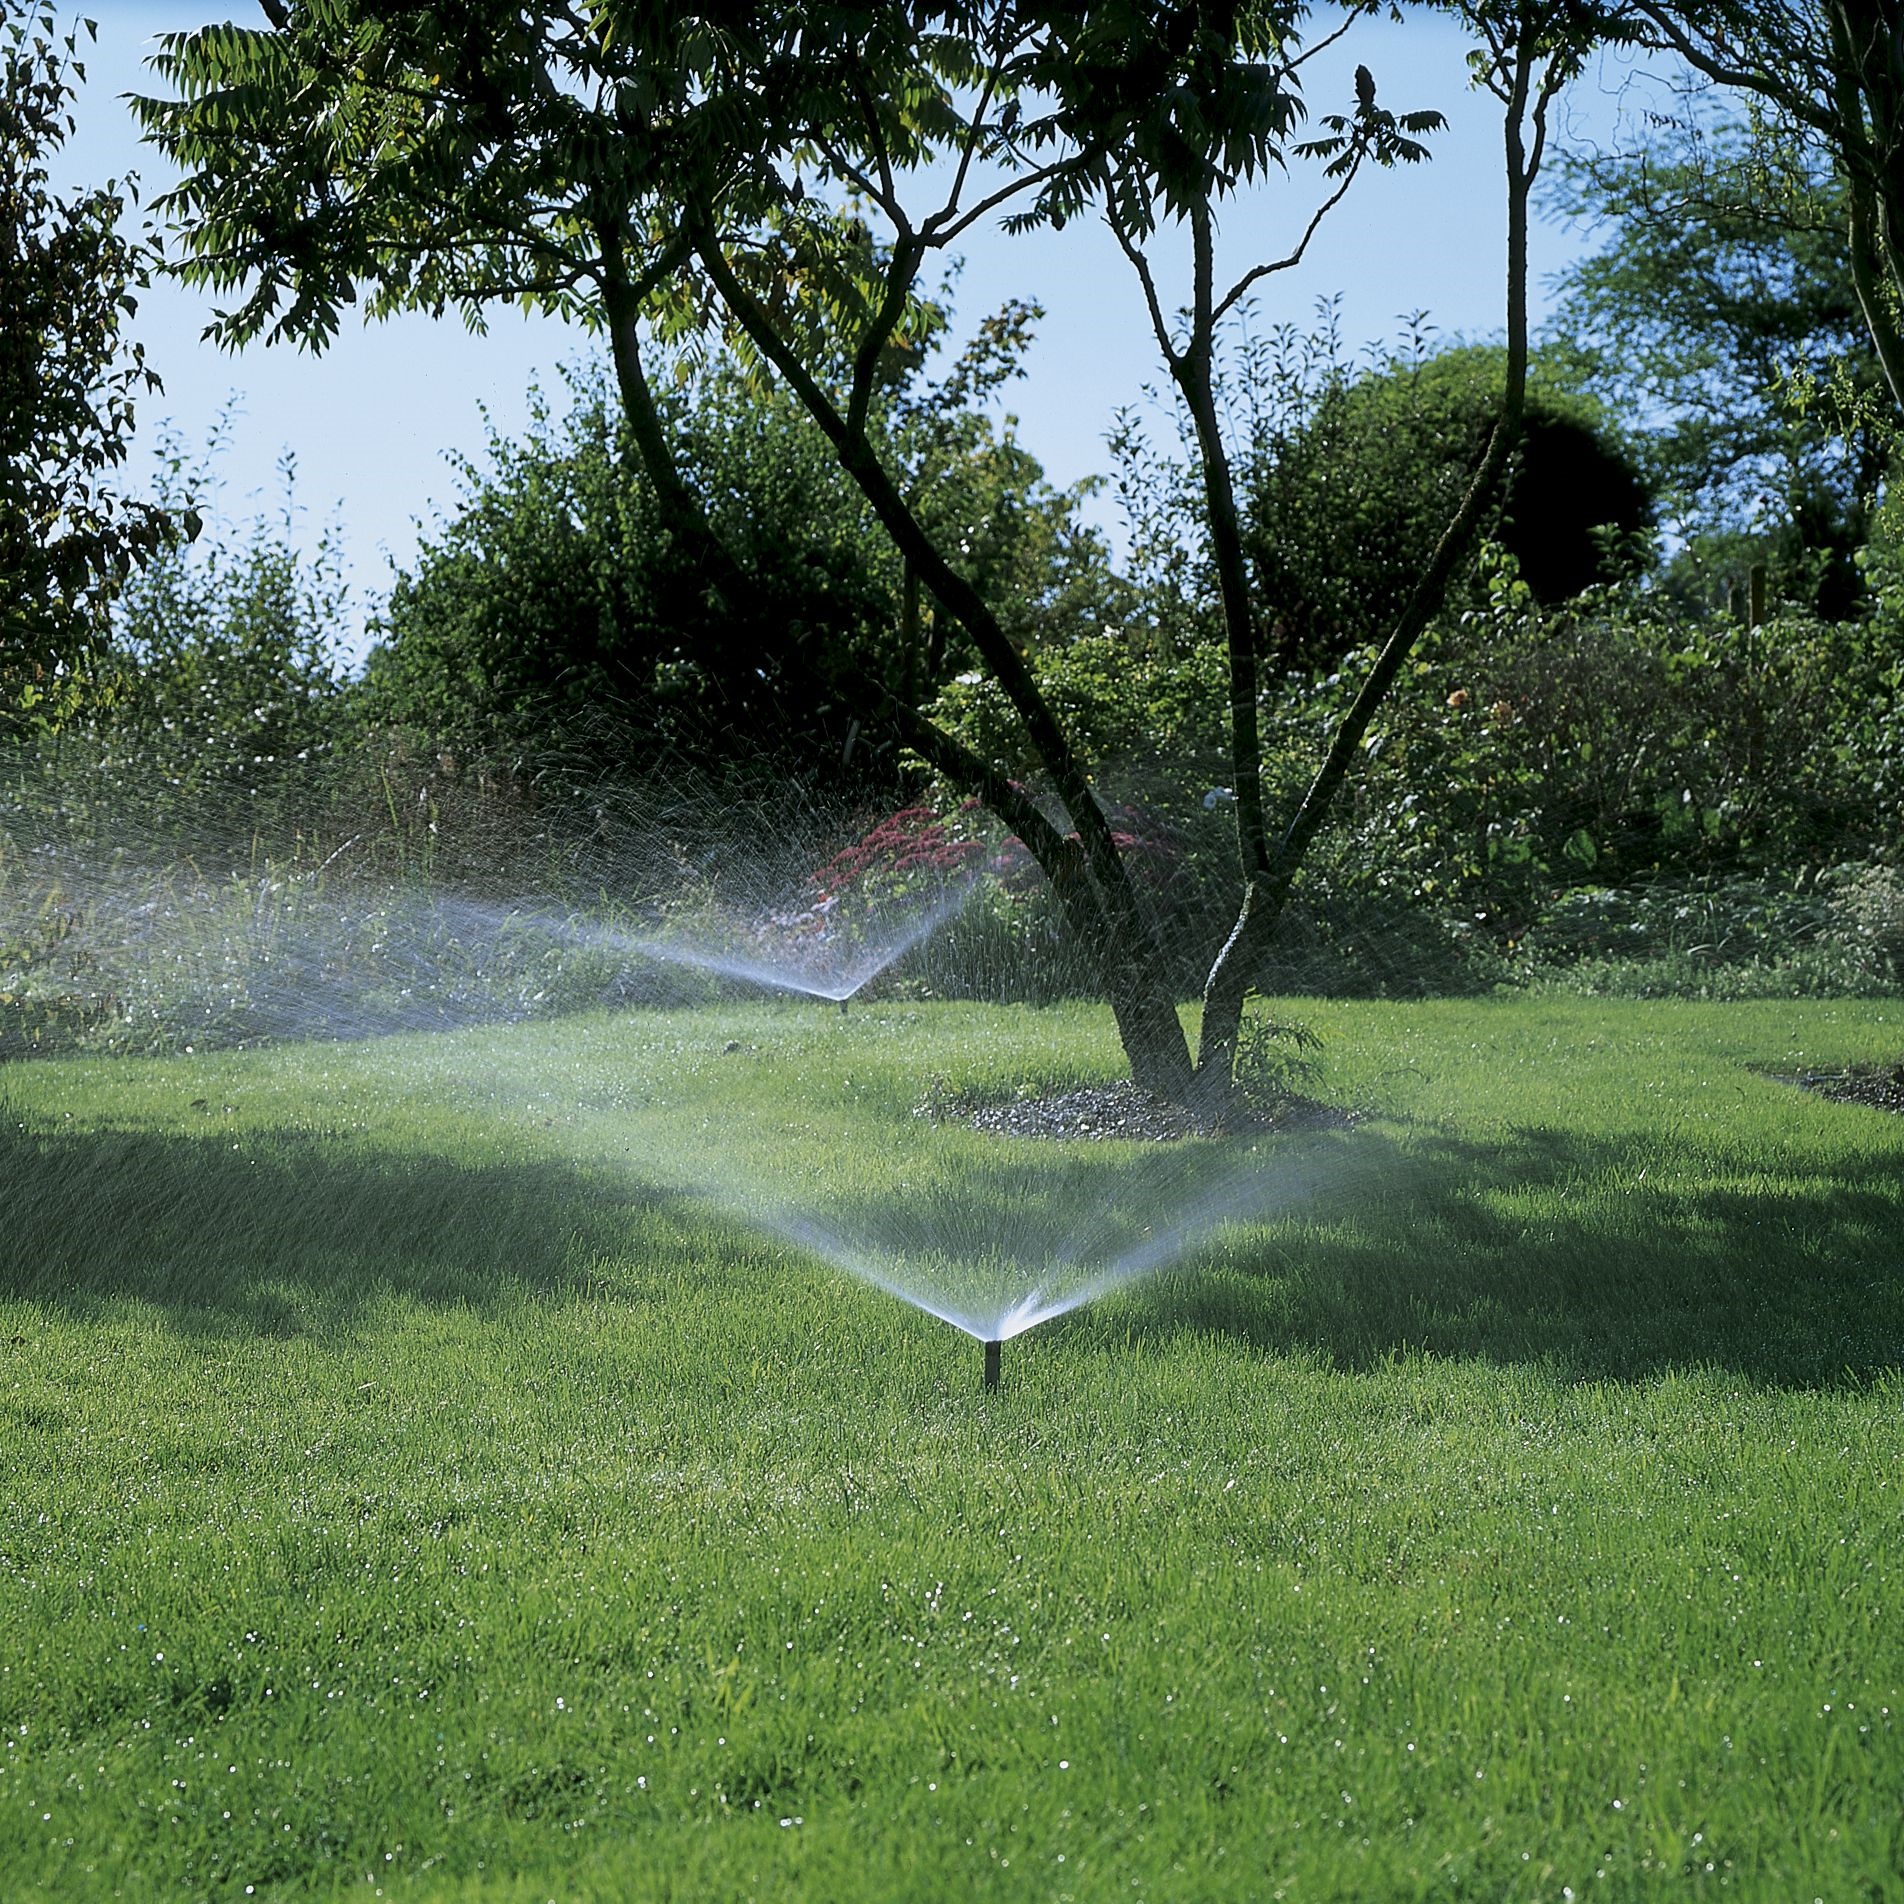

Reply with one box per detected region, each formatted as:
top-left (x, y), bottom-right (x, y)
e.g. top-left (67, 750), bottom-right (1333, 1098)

top-left (1241, 342), bottom-right (1654, 669)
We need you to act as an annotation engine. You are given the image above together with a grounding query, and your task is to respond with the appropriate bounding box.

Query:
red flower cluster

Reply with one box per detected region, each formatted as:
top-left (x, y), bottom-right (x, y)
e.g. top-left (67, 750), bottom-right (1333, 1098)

top-left (809, 805), bottom-right (987, 907)
top-left (808, 798), bottom-right (1183, 915)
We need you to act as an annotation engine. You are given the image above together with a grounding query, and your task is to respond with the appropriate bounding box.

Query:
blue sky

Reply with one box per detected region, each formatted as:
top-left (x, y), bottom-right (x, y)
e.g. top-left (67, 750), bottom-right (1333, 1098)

top-left (62, 5), bottom-right (1665, 659)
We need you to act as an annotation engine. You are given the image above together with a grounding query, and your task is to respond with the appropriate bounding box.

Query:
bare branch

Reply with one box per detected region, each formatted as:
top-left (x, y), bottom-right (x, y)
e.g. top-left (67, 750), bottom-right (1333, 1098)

top-left (1212, 158), bottom-right (1365, 327)
top-left (940, 14), bottom-right (1010, 217)
top-left (1629, 3), bottom-right (1840, 140)
top-left (1282, 10), bottom-right (1361, 77)
top-left (1104, 197), bottom-right (1181, 370)
top-left (925, 155), bottom-right (1092, 245)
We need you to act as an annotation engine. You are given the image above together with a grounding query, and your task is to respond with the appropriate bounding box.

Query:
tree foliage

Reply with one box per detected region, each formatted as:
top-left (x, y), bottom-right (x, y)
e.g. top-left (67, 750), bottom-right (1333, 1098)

top-left (1545, 109), bottom-right (1884, 614)
top-left (92, 431), bottom-right (346, 807)
top-left (366, 336), bottom-right (1125, 782)
top-left (1, 8), bottom-right (181, 733)
top-left (1630, 1), bottom-right (1904, 442)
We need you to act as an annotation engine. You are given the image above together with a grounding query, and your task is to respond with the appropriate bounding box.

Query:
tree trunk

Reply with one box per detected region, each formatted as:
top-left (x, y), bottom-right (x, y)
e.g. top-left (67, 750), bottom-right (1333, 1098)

top-left (1190, 31), bottom-right (1548, 1095)
top-left (690, 224), bottom-right (1198, 1099)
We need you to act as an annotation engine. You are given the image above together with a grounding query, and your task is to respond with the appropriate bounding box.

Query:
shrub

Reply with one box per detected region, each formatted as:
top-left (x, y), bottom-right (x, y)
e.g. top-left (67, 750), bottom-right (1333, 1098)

top-left (1513, 866), bottom-right (1900, 1000)
top-left (1241, 342), bottom-right (1654, 671)
top-left (363, 349), bottom-right (1130, 792)
top-left (1314, 578), bottom-right (1902, 926)
top-left (64, 435), bottom-right (350, 844)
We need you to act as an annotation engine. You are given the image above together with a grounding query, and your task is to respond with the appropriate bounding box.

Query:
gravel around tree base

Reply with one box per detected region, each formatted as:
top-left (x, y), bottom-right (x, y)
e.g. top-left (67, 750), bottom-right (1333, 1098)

top-left (916, 1078), bottom-right (1356, 1142)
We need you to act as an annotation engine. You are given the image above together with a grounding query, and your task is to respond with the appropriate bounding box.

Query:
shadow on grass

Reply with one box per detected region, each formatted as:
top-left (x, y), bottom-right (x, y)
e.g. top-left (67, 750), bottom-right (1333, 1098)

top-left (5, 1103), bottom-right (1900, 1387)
top-left (0, 1114), bottom-right (730, 1338)
top-left (1090, 1121), bottom-right (1904, 1388)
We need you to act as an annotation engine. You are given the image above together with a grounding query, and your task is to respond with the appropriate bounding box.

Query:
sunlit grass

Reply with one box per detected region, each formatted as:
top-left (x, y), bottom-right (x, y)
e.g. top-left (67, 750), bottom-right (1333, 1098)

top-left (2, 997), bottom-right (1902, 1900)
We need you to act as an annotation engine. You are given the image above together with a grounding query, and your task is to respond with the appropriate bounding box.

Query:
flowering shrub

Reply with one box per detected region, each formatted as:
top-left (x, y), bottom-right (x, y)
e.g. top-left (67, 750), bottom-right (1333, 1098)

top-left (806, 805), bottom-right (990, 909)
top-left (784, 796), bottom-right (1210, 999)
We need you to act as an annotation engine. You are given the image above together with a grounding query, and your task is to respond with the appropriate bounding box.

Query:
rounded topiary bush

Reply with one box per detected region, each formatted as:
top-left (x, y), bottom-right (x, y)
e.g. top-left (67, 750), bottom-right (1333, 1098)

top-left (1244, 343), bottom-right (1654, 667)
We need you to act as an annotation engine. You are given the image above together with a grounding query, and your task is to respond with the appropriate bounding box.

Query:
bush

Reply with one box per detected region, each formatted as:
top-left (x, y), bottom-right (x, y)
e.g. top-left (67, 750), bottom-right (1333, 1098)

top-left (60, 435), bottom-right (351, 843)
top-left (1833, 862), bottom-right (1904, 982)
top-left (1239, 341), bottom-right (1653, 670)
top-left (1508, 866), bottom-right (1899, 1000)
top-left (363, 347), bottom-right (1130, 792)
top-left (1307, 577), bottom-right (1903, 927)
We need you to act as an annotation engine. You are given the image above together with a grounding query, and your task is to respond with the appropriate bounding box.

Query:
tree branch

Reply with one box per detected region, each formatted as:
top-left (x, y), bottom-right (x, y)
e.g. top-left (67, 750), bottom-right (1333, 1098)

top-left (1192, 22), bottom-right (1554, 1081)
top-left (1211, 157), bottom-right (1364, 327)
top-left (1630, 3), bottom-right (1840, 139)
top-left (881, 696), bottom-right (1083, 886)
top-left (847, 232), bottom-right (925, 440)
top-left (1104, 199), bottom-right (1181, 369)
top-left (1171, 199), bottom-right (1271, 883)
top-left (926, 155), bottom-right (1095, 244)
top-left (940, 14), bottom-right (1011, 217)
top-left (691, 210), bottom-right (1186, 1070)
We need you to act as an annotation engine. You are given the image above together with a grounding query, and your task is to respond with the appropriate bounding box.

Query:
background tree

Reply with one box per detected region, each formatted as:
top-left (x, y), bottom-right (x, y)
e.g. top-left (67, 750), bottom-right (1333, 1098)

top-left (89, 430), bottom-right (346, 819)
top-left (1, 7), bottom-right (181, 736)
top-left (365, 333), bottom-right (1126, 784)
top-left (1545, 108), bottom-right (1885, 615)
top-left (1630, 1), bottom-right (1904, 440)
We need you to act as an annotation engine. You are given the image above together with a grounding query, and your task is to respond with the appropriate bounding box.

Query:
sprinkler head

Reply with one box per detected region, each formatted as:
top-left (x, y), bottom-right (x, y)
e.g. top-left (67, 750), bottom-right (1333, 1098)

top-left (982, 1339), bottom-right (1001, 1390)
top-left (839, 996), bottom-right (850, 1016)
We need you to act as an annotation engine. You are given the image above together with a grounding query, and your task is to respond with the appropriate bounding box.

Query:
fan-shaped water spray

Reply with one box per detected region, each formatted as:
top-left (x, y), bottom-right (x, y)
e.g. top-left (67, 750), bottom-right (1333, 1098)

top-left (6, 760), bottom-right (1339, 1385)
top-left (489, 1042), bottom-right (1351, 1390)
top-left (625, 874), bottom-right (978, 1004)
top-left (740, 1128), bottom-right (1338, 1384)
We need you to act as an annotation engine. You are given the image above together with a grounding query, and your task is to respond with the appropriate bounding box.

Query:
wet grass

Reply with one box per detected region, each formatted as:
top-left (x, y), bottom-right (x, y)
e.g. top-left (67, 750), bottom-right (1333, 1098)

top-left (2, 996), bottom-right (1902, 1901)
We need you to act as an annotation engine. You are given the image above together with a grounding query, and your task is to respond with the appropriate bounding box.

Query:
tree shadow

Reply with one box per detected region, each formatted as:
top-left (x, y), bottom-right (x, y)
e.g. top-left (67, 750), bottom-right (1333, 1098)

top-left (0, 1113), bottom-right (724, 1339)
top-left (1081, 1117), bottom-right (1904, 1388)
top-left (7, 1098), bottom-right (1901, 1388)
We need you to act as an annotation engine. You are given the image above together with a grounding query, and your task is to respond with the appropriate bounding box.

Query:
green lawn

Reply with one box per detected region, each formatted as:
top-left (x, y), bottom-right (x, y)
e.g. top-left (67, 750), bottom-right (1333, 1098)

top-left (2, 997), bottom-right (1902, 1901)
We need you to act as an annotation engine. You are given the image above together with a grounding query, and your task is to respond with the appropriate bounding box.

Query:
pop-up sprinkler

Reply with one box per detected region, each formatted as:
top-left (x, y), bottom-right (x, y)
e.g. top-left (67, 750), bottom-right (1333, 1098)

top-left (982, 1339), bottom-right (1001, 1390)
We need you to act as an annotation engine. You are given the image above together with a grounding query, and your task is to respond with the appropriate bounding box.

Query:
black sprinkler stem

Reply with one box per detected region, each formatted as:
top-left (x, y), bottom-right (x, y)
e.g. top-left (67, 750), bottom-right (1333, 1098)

top-left (839, 997), bottom-right (849, 1016)
top-left (982, 1339), bottom-right (1001, 1390)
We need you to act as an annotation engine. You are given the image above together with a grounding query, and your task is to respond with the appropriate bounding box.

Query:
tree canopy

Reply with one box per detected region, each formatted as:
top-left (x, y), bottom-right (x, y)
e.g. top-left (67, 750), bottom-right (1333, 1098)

top-left (2, 7), bottom-right (181, 733)
top-left (1630, 1), bottom-right (1904, 440)
top-left (1231, 339), bottom-right (1653, 667)
top-left (365, 331), bottom-right (1129, 783)
top-left (1545, 105), bottom-right (1885, 614)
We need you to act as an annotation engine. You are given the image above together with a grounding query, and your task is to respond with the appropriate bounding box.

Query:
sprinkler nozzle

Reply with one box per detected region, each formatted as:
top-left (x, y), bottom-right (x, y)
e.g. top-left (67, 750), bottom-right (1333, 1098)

top-left (839, 996), bottom-right (849, 1016)
top-left (982, 1339), bottom-right (1001, 1390)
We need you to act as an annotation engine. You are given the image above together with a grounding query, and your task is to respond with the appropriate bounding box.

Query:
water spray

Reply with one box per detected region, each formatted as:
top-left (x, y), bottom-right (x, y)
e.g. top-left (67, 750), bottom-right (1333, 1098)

top-left (694, 1126), bottom-right (1340, 1405)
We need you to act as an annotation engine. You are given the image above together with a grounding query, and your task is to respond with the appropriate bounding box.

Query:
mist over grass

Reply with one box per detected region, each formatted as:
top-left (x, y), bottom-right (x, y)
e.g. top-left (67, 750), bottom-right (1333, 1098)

top-left (3, 997), bottom-right (1901, 1899)
top-left (0, 753), bottom-right (1046, 1058)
